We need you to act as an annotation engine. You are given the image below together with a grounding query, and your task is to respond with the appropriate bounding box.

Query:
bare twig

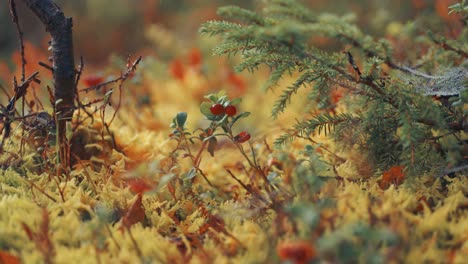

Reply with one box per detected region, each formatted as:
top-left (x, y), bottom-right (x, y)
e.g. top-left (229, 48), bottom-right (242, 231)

top-left (20, 0), bottom-right (77, 170)
top-left (73, 57), bottom-right (96, 126)
top-left (344, 51), bottom-right (362, 77)
top-left (1, 72), bottom-right (40, 149)
top-left (9, 0), bottom-right (26, 82)
top-left (24, 179), bottom-right (57, 202)
top-left (80, 56), bottom-right (142, 93)
top-left (38, 61), bottom-right (54, 72)
top-left (226, 169), bottom-right (270, 206)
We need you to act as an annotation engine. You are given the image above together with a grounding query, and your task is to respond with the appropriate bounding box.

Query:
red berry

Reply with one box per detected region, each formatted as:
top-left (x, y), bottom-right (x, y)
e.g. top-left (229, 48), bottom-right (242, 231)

top-left (210, 104), bottom-right (225, 115)
top-left (225, 105), bottom-right (237, 116)
top-left (234, 131), bottom-right (250, 143)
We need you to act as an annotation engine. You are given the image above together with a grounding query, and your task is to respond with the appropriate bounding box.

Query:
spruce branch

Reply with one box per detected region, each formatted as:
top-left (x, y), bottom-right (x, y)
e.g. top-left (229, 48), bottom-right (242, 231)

top-left (217, 5), bottom-right (265, 25)
top-left (275, 113), bottom-right (359, 146)
top-left (203, 0), bottom-right (467, 173)
top-left (272, 71), bottom-right (318, 118)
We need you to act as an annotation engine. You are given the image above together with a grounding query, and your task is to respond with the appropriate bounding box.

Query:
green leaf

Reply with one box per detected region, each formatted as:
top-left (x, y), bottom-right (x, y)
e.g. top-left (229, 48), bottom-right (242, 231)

top-left (156, 173), bottom-right (176, 192)
top-left (182, 167), bottom-right (198, 181)
top-left (230, 98), bottom-right (242, 105)
top-left (217, 95), bottom-right (228, 104)
top-left (229, 112), bottom-right (251, 128)
top-left (288, 202), bottom-right (320, 228)
top-left (207, 137), bottom-right (218, 157)
top-left (460, 89), bottom-right (468, 103)
top-left (267, 171), bottom-right (281, 184)
top-left (217, 6), bottom-right (264, 25)
top-left (176, 112), bottom-right (188, 129)
top-left (65, 122), bottom-right (73, 142)
top-left (200, 102), bottom-right (213, 116)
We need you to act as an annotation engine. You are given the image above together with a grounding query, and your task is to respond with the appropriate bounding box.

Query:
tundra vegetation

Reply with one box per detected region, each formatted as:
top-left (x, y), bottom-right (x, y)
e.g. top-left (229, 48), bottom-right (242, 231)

top-left (0, 0), bottom-right (466, 263)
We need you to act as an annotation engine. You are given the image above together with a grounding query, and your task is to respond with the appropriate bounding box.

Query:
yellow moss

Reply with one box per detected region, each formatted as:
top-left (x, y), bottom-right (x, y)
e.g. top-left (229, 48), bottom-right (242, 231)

top-left (419, 191), bottom-right (466, 233)
top-left (0, 22), bottom-right (465, 263)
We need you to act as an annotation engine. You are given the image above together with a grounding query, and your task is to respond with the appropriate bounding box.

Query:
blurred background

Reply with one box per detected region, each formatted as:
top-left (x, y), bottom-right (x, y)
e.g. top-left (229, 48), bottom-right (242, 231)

top-left (0, 0), bottom-right (460, 67)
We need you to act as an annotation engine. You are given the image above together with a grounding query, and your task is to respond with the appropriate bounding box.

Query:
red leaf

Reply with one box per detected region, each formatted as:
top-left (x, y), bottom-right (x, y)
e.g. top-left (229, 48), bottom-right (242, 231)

top-left (276, 241), bottom-right (316, 264)
top-left (227, 72), bottom-right (246, 95)
top-left (0, 251), bottom-right (21, 264)
top-left (127, 178), bottom-right (153, 194)
top-left (331, 89), bottom-right (344, 104)
top-left (83, 75), bottom-right (104, 87)
top-left (188, 48), bottom-right (202, 68)
top-left (169, 58), bottom-right (185, 81)
top-left (379, 165), bottom-right (405, 190)
top-left (122, 193), bottom-right (145, 229)
top-left (277, 240), bottom-right (316, 264)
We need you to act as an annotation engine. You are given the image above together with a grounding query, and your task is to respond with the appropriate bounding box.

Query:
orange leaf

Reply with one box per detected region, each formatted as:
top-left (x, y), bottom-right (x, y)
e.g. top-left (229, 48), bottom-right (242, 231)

top-left (414, 196), bottom-right (428, 213)
top-left (379, 165), bottom-right (405, 190)
top-left (226, 71), bottom-right (246, 96)
top-left (277, 240), bottom-right (316, 264)
top-left (331, 89), bottom-right (344, 104)
top-left (83, 75), bottom-right (104, 87)
top-left (0, 251), bottom-right (21, 264)
top-left (127, 178), bottom-right (153, 194)
top-left (169, 58), bottom-right (185, 81)
top-left (435, 0), bottom-right (458, 21)
top-left (11, 41), bottom-right (48, 77)
top-left (188, 48), bottom-right (202, 68)
top-left (412, 0), bottom-right (427, 9)
top-left (122, 193), bottom-right (145, 229)
top-left (0, 62), bottom-right (12, 82)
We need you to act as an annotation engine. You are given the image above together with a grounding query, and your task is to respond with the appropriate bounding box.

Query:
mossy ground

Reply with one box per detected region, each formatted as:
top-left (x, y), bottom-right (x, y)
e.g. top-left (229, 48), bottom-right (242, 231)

top-left (1, 1), bottom-right (467, 263)
top-left (1, 52), bottom-right (467, 263)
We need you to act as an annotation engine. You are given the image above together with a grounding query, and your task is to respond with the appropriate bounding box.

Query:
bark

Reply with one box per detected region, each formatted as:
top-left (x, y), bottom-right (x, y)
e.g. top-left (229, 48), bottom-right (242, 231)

top-left (20, 0), bottom-right (75, 168)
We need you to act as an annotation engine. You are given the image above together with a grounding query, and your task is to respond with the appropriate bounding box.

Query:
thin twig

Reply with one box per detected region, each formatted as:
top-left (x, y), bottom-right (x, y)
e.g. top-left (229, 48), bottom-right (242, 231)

top-left (25, 179), bottom-right (57, 202)
top-left (79, 56), bottom-right (142, 93)
top-left (226, 169), bottom-right (270, 206)
top-left (9, 0), bottom-right (26, 82)
top-left (38, 61), bottom-right (54, 72)
top-left (126, 227), bottom-right (144, 261)
top-left (0, 82), bottom-right (12, 99)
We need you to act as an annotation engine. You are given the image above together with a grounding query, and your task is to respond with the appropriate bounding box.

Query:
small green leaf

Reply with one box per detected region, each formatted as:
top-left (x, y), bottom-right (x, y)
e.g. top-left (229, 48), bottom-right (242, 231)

top-left (207, 137), bottom-right (218, 157)
top-left (183, 167), bottom-right (198, 180)
top-left (95, 202), bottom-right (113, 223)
top-left (230, 98), bottom-right (242, 105)
top-left (222, 100), bottom-right (231, 107)
top-left (208, 94), bottom-right (218, 102)
top-left (218, 95), bottom-right (228, 104)
top-left (228, 111), bottom-right (251, 128)
top-left (267, 171), bottom-right (281, 184)
top-left (460, 89), bottom-right (468, 103)
top-left (156, 173), bottom-right (176, 192)
top-left (200, 102), bottom-right (213, 116)
top-left (65, 121), bottom-right (73, 142)
top-left (176, 112), bottom-right (188, 128)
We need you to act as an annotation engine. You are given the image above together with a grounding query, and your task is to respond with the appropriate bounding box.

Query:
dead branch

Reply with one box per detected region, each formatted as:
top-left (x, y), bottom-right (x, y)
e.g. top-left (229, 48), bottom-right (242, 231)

top-left (19, 0), bottom-right (76, 169)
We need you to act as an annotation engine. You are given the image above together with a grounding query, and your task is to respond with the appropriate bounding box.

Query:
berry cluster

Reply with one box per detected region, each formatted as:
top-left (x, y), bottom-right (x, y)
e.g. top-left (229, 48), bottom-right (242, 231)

top-left (197, 92), bottom-right (252, 145)
top-left (209, 103), bottom-right (237, 116)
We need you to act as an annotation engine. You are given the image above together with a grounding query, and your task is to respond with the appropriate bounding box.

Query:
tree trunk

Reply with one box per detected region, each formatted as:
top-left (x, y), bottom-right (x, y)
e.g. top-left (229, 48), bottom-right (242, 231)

top-left (20, 0), bottom-right (75, 170)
